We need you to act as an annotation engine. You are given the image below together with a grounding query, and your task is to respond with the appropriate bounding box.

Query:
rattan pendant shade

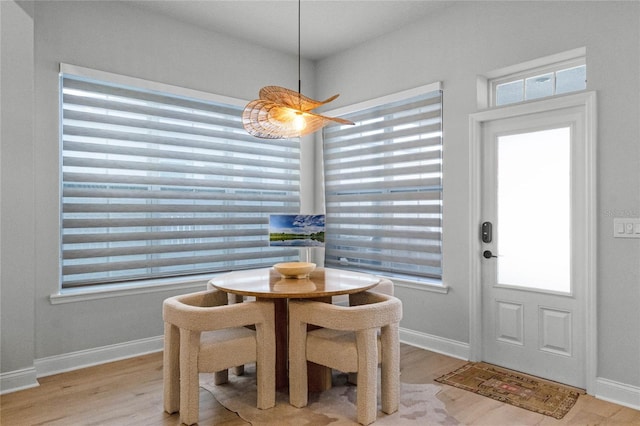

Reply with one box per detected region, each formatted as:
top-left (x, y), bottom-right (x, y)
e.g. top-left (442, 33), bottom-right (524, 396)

top-left (242, 0), bottom-right (354, 139)
top-left (242, 86), bottom-right (354, 139)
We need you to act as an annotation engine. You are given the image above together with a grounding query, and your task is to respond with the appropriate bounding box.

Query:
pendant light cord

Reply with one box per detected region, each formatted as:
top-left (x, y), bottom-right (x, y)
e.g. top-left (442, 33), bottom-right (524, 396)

top-left (298, 0), bottom-right (301, 95)
top-left (296, 0), bottom-right (303, 113)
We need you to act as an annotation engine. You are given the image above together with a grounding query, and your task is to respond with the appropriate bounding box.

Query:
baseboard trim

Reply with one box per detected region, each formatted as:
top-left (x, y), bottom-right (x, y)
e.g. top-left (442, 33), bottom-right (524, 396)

top-left (596, 377), bottom-right (640, 411)
top-left (400, 327), bottom-right (470, 360)
top-left (0, 367), bottom-right (39, 395)
top-left (398, 330), bottom-right (640, 411)
top-left (34, 335), bottom-right (164, 379)
top-left (5, 331), bottom-right (640, 413)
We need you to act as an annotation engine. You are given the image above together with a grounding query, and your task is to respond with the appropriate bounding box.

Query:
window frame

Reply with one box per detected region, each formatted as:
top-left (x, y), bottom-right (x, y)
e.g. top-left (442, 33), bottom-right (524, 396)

top-left (321, 82), bottom-right (444, 288)
top-left (58, 64), bottom-right (301, 291)
top-left (490, 58), bottom-right (586, 106)
top-left (484, 48), bottom-right (587, 108)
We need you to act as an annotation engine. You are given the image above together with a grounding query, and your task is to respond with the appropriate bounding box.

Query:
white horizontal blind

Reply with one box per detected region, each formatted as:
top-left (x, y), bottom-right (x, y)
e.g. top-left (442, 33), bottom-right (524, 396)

top-left (61, 70), bottom-right (300, 288)
top-left (323, 85), bottom-right (442, 281)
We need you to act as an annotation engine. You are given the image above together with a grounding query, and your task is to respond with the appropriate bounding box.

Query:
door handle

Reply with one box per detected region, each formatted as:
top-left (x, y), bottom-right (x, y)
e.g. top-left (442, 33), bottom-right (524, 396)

top-left (483, 250), bottom-right (498, 259)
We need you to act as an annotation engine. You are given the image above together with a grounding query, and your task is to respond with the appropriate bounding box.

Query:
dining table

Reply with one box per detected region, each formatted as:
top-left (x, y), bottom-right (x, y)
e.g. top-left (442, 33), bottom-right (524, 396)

top-left (208, 266), bottom-right (382, 390)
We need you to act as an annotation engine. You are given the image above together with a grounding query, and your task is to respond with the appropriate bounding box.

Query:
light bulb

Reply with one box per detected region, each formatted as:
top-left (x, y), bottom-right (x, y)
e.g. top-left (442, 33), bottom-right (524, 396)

top-left (293, 113), bottom-right (307, 131)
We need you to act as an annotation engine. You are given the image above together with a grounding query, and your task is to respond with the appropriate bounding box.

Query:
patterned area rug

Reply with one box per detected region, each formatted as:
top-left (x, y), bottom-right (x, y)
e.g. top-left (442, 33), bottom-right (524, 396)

top-left (202, 366), bottom-right (460, 425)
top-left (435, 362), bottom-right (582, 419)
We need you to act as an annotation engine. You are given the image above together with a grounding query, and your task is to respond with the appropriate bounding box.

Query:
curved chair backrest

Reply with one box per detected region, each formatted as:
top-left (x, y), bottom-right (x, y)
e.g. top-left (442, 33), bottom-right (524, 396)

top-left (291, 291), bottom-right (402, 331)
top-left (372, 277), bottom-right (394, 296)
top-left (332, 276), bottom-right (394, 306)
top-left (207, 279), bottom-right (247, 304)
top-left (163, 289), bottom-right (275, 425)
top-left (163, 289), bottom-right (270, 331)
top-left (288, 291), bottom-right (402, 425)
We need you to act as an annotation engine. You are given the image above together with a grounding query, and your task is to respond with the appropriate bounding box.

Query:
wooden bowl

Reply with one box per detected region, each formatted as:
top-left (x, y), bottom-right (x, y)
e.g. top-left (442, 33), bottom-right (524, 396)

top-left (273, 262), bottom-right (316, 279)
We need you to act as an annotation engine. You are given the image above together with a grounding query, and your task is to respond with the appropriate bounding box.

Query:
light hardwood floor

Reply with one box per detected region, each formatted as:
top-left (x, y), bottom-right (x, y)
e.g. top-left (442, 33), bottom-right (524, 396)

top-left (2, 344), bottom-right (639, 425)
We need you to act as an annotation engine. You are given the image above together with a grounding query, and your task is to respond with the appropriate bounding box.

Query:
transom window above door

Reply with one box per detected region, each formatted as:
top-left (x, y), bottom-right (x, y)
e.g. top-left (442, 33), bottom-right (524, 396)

top-left (483, 48), bottom-right (587, 107)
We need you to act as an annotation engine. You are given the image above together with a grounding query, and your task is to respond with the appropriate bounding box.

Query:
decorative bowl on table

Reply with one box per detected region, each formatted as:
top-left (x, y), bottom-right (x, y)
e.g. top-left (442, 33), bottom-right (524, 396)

top-left (273, 262), bottom-right (316, 279)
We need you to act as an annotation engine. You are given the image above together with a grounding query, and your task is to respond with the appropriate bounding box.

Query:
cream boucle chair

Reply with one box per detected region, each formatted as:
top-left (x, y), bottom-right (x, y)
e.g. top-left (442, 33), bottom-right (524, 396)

top-left (288, 291), bottom-right (403, 425)
top-left (205, 281), bottom-right (254, 377)
top-left (370, 277), bottom-right (394, 296)
top-left (163, 289), bottom-right (275, 425)
top-left (332, 277), bottom-right (394, 306)
top-left (346, 277), bottom-right (394, 385)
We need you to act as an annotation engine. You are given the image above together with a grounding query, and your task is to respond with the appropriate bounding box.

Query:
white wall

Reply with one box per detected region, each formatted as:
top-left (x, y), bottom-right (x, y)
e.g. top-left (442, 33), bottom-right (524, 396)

top-left (1, 0), bottom-right (317, 392)
top-left (2, 0), bottom-right (638, 405)
top-left (316, 0), bottom-right (640, 391)
top-left (0, 1), bottom-right (36, 383)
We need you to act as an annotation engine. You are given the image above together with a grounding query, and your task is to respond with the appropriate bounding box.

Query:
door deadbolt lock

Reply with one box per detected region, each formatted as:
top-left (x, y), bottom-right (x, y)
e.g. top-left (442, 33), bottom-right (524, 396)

top-left (483, 250), bottom-right (498, 259)
top-left (481, 222), bottom-right (492, 243)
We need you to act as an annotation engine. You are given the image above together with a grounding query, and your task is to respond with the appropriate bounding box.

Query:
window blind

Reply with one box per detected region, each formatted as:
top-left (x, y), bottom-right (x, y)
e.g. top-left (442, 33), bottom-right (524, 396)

top-left (61, 70), bottom-right (300, 288)
top-left (323, 85), bottom-right (442, 281)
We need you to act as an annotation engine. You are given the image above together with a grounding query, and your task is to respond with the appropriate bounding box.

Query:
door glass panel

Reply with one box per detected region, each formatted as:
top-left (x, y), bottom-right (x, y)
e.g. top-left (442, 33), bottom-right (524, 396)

top-left (497, 127), bottom-right (571, 293)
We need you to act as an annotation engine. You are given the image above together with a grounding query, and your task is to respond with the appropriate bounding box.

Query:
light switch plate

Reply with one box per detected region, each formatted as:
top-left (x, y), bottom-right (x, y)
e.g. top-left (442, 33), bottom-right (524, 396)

top-left (613, 218), bottom-right (640, 238)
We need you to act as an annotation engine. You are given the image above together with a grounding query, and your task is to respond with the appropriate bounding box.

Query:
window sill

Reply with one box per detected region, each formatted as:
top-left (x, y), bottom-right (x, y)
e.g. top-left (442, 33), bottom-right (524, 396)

top-left (49, 275), bottom-right (217, 305)
top-left (382, 276), bottom-right (450, 294)
top-left (49, 271), bottom-right (449, 305)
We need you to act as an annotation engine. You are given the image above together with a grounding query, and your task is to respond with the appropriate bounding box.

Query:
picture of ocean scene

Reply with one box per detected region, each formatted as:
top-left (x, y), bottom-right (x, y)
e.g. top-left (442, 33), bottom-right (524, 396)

top-left (269, 214), bottom-right (325, 247)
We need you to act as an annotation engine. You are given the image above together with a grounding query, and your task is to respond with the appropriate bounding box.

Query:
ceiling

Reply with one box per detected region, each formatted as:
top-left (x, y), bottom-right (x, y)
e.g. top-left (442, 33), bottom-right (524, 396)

top-left (128, 1), bottom-right (452, 61)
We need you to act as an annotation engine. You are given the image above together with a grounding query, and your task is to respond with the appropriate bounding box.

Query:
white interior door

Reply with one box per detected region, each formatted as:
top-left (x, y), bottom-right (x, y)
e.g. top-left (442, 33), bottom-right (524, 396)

top-left (479, 101), bottom-right (594, 389)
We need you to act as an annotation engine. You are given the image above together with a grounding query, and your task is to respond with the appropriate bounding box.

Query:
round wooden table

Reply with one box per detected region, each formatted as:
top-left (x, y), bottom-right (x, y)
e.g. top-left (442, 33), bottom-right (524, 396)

top-left (209, 267), bottom-right (381, 390)
top-left (210, 267), bottom-right (380, 298)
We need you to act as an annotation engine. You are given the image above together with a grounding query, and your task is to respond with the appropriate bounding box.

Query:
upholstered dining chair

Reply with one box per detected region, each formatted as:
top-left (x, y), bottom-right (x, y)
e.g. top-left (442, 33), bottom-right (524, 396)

top-left (345, 277), bottom-right (394, 385)
top-left (370, 277), bottom-right (394, 296)
top-left (205, 281), bottom-right (254, 377)
top-left (163, 289), bottom-right (276, 425)
top-left (332, 276), bottom-right (394, 306)
top-left (288, 291), bottom-right (403, 425)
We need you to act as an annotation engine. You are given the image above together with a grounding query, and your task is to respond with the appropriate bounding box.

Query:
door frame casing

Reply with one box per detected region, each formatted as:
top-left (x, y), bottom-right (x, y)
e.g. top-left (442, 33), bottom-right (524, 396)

top-left (468, 92), bottom-right (597, 394)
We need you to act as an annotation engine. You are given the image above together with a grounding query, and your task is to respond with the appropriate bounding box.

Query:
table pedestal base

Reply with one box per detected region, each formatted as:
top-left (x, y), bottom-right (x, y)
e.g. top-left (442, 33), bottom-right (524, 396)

top-left (273, 298), bottom-right (333, 392)
top-left (212, 269), bottom-right (380, 394)
top-left (308, 362), bottom-right (332, 392)
top-left (273, 298), bottom-right (288, 389)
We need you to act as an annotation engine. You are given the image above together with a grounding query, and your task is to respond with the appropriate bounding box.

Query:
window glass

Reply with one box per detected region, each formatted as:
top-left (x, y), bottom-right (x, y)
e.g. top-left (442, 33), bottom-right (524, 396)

top-left (497, 127), bottom-right (571, 293)
top-left (60, 71), bottom-right (300, 289)
top-left (525, 73), bottom-right (554, 100)
top-left (496, 80), bottom-right (524, 106)
top-left (492, 59), bottom-right (586, 106)
top-left (556, 65), bottom-right (586, 94)
top-left (323, 86), bottom-right (443, 283)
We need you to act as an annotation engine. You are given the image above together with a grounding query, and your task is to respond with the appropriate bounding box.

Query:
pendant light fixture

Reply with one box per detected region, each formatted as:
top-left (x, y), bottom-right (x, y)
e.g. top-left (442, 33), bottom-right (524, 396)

top-left (242, 0), bottom-right (354, 139)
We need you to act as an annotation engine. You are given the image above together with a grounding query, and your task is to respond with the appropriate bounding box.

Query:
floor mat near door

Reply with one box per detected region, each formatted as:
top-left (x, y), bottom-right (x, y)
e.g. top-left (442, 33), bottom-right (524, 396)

top-left (435, 362), bottom-right (584, 419)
